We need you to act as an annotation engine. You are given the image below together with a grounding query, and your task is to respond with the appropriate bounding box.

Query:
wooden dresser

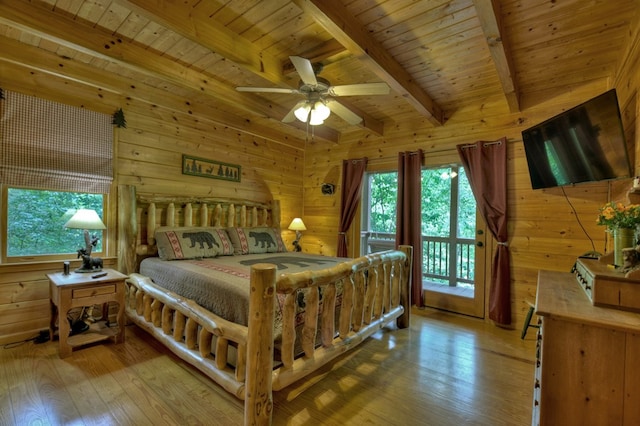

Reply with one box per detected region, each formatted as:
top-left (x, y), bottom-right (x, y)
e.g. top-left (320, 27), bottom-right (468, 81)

top-left (533, 269), bottom-right (640, 426)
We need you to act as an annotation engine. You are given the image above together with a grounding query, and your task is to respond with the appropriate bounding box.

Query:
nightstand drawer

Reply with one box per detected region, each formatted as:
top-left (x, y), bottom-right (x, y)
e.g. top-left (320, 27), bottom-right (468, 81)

top-left (73, 284), bottom-right (116, 299)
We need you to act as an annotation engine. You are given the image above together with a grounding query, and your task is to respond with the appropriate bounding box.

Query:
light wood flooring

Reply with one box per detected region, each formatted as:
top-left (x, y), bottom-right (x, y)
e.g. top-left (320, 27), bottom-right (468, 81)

top-left (0, 309), bottom-right (536, 425)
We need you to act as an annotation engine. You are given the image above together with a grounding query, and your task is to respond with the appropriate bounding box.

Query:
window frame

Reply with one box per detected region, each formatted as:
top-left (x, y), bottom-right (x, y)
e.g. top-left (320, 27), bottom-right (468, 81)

top-left (1, 184), bottom-right (110, 264)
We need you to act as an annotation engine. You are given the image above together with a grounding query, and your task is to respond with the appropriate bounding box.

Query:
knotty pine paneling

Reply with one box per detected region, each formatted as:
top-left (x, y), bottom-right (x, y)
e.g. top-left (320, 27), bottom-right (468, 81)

top-left (1, 5), bottom-right (639, 341)
top-left (0, 259), bottom-right (117, 345)
top-left (0, 77), bottom-right (304, 344)
top-left (303, 81), bottom-right (639, 328)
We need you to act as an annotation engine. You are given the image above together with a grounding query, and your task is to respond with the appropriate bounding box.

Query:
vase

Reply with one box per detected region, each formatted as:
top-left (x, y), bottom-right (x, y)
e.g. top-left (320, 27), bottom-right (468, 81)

top-left (614, 227), bottom-right (636, 266)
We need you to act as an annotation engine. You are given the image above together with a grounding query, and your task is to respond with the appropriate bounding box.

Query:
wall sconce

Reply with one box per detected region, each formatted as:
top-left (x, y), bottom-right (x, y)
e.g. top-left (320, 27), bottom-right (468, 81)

top-left (64, 209), bottom-right (106, 273)
top-left (288, 217), bottom-right (307, 252)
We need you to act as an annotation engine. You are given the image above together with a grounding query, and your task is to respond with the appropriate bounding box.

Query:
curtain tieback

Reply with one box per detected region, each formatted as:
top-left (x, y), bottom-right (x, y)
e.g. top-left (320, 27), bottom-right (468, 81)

top-left (338, 232), bottom-right (346, 235)
top-left (497, 241), bottom-right (508, 246)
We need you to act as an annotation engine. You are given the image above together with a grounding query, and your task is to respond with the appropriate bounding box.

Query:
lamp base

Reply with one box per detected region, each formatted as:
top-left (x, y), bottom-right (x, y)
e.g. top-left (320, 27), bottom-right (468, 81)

top-left (292, 240), bottom-right (302, 252)
top-left (75, 254), bottom-right (104, 273)
top-left (74, 267), bottom-right (103, 273)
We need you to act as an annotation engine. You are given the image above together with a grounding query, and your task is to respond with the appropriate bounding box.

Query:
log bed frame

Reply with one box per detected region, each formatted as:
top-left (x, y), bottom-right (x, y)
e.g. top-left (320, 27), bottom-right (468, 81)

top-left (116, 184), bottom-right (412, 425)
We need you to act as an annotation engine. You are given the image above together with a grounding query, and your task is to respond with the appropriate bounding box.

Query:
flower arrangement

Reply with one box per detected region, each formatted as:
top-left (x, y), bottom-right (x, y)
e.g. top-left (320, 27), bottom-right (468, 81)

top-left (597, 202), bottom-right (640, 230)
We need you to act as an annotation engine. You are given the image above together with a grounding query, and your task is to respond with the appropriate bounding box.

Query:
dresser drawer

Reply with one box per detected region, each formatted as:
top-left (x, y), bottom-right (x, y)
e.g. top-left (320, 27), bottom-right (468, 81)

top-left (73, 284), bottom-right (116, 299)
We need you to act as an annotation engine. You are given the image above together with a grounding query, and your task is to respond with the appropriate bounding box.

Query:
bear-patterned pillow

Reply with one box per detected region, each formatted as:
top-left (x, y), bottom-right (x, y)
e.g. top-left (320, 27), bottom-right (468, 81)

top-left (226, 227), bottom-right (287, 255)
top-left (154, 227), bottom-right (234, 260)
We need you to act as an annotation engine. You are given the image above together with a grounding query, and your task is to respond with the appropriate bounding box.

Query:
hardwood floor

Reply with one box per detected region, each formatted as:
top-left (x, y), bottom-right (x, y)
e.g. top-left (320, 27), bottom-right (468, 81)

top-left (0, 309), bottom-right (536, 425)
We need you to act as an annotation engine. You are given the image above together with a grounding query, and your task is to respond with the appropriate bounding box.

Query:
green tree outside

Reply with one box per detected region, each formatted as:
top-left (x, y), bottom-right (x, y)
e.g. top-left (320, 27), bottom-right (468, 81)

top-left (365, 165), bottom-right (476, 285)
top-left (7, 188), bottom-right (104, 256)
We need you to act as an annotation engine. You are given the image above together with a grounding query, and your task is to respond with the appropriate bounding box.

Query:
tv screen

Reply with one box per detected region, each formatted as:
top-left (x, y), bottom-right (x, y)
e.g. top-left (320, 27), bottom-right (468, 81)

top-left (521, 89), bottom-right (631, 189)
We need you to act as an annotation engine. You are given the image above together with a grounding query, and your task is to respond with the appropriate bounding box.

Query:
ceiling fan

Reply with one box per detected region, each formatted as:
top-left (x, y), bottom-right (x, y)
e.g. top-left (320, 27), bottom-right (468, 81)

top-left (236, 56), bottom-right (390, 126)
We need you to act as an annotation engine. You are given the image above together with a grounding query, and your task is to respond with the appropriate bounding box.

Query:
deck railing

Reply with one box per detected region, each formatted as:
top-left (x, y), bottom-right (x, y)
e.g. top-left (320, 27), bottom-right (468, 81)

top-left (362, 231), bottom-right (475, 288)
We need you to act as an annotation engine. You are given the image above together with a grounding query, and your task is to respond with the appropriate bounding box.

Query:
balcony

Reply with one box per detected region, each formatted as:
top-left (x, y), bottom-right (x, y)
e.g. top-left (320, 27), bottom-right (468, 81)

top-left (362, 232), bottom-right (476, 297)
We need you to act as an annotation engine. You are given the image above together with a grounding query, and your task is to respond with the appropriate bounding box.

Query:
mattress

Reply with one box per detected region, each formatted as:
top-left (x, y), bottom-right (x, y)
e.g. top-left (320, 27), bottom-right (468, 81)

top-left (139, 252), bottom-right (346, 329)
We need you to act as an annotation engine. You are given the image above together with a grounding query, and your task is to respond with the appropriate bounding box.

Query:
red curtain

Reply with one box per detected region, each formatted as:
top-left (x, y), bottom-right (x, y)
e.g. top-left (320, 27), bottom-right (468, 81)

top-left (456, 137), bottom-right (511, 325)
top-left (396, 150), bottom-right (424, 307)
top-left (337, 158), bottom-right (368, 257)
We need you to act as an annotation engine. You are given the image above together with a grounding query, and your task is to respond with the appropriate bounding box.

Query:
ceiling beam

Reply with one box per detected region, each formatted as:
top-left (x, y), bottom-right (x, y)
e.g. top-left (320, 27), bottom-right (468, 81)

top-left (473, 0), bottom-right (520, 112)
top-left (294, 0), bottom-right (444, 126)
top-left (0, 35), bottom-right (308, 149)
top-left (119, 0), bottom-right (384, 136)
top-left (0, 0), bottom-right (340, 143)
top-left (117, 0), bottom-right (285, 86)
top-left (281, 39), bottom-right (348, 75)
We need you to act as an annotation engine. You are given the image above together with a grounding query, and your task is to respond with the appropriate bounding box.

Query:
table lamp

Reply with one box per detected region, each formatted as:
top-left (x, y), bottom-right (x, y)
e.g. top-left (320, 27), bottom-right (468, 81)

top-left (64, 209), bottom-right (106, 273)
top-left (288, 217), bottom-right (307, 252)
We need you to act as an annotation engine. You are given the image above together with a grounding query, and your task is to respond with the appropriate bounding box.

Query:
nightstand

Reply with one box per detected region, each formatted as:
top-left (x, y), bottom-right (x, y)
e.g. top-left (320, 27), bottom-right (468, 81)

top-left (47, 268), bottom-right (127, 358)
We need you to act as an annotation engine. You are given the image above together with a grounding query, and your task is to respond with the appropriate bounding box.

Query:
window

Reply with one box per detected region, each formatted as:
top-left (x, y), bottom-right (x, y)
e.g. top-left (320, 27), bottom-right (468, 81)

top-left (360, 171), bottom-right (398, 253)
top-left (0, 90), bottom-right (113, 263)
top-left (5, 187), bottom-right (104, 258)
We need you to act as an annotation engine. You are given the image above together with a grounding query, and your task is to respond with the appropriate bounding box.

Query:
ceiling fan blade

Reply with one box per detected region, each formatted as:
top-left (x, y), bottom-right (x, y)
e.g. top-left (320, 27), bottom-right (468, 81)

top-left (327, 100), bottom-right (363, 125)
top-left (290, 56), bottom-right (318, 86)
top-left (236, 86), bottom-right (300, 94)
top-left (282, 101), bottom-right (306, 123)
top-left (328, 83), bottom-right (390, 97)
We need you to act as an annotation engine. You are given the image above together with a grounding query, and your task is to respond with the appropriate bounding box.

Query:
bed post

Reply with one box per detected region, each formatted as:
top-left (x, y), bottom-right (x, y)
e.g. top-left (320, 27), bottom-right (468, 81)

top-left (244, 263), bottom-right (276, 426)
top-left (397, 245), bottom-right (413, 329)
top-left (271, 200), bottom-right (280, 228)
top-left (118, 184), bottom-right (137, 274)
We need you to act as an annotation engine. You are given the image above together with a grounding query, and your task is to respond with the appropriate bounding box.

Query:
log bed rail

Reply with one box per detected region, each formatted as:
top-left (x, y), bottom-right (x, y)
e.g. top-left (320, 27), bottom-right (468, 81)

top-left (117, 185), bottom-right (412, 425)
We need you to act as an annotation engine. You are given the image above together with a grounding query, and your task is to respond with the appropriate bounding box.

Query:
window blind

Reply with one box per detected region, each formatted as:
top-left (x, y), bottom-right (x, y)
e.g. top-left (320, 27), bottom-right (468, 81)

top-left (0, 90), bottom-right (113, 193)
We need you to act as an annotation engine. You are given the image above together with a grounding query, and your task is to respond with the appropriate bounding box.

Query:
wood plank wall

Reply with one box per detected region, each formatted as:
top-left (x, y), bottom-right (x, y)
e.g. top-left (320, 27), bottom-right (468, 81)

top-left (0, 60), bottom-right (305, 344)
top-left (0, 26), bottom-right (639, 342)
top-left (303, 43), bottom-right (640, 327)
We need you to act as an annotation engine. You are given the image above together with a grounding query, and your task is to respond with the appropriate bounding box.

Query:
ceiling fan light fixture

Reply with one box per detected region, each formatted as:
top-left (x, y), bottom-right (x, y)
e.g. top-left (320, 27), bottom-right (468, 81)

top-left (308, 113), bottom-right (324, 126)
top-left (295, 100), bottom-right (331, 125)
top-left (294, 103), bottom-right (311, 122)
top-left (313, 101), bottom-right (331, 121)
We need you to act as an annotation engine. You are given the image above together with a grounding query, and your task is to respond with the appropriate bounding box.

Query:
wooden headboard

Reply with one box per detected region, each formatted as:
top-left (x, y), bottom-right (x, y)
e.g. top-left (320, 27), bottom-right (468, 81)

top-left (117, 184), bottom-right (281, 274)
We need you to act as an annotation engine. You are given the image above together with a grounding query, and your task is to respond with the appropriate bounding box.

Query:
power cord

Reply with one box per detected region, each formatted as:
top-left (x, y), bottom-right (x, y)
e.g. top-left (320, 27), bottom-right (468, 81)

top-left (2, 330), bottom-right (49, 349)
top-left (561, 186), bottom-right (599, 255)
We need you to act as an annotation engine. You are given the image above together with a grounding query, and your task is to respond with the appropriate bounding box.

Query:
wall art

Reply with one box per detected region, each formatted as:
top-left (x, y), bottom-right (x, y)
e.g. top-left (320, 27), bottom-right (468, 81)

top-left (182, 154), bottom-right (241, 182)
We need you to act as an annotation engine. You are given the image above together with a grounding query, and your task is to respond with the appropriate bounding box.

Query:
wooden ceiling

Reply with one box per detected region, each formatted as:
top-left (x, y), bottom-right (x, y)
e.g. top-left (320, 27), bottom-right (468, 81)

top-left (0, 0), bottom-right (638, 145)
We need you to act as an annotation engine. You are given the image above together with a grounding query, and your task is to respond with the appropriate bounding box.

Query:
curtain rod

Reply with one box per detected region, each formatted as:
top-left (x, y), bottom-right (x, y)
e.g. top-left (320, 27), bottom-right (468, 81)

top-left (459, 140), bottom-right (504, 150)
top-left (362, 138), bottom-right (517, 164)
top-left (460, 139), bottom-right (520, 149)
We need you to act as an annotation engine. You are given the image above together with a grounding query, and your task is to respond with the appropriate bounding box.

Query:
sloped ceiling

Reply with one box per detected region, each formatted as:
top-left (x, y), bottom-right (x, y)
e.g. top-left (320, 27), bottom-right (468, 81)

top-left (0, 0), bottom-right (638, 146)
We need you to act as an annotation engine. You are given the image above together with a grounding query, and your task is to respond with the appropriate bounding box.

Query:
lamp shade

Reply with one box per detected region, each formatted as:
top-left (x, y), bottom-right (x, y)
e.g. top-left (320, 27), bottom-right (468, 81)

top-left (313, 101), bottom-right (330, 120)
top-left (308, 111), bottom-right (325, 125)
top-left (64, 209), bottom-right (106, 230)
top-left (294, 101), bottom-right (331, 126)
top-left (288, 218), bottom-right (307, 231)
top-left (294, 103), bottom-right (311, 122)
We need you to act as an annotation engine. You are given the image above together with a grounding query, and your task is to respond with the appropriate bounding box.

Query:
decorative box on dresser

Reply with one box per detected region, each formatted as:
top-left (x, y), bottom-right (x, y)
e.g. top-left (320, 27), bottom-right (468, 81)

top-left (533, 267), bottom-right (640, 426)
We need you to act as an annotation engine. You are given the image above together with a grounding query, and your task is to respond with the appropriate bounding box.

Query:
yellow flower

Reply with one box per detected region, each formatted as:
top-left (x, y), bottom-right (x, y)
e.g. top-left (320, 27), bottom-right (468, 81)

top-left (597, 202), bottom-right (640, 229)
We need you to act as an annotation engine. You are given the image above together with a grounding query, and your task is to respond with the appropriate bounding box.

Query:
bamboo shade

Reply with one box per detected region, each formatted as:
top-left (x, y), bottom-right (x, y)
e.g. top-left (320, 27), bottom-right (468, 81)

top-left (0, 89), bottom-right (113, 193)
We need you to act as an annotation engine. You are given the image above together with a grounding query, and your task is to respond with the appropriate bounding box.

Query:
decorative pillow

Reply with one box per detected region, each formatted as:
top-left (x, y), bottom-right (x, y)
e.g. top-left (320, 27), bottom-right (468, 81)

top-left (155, 227), bottom-right (234, 260)
top-left (226, 227), bottom-right (287, 254)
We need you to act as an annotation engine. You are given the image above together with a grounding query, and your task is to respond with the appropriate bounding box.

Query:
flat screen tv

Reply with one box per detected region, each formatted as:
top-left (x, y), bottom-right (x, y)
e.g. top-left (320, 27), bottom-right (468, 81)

top-left (521, 89), bottom-right (631, 189)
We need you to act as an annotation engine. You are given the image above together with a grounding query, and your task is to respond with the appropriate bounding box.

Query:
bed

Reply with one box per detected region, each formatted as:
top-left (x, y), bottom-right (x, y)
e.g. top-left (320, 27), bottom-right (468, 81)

top-left (116, 184), bottom-right (412, 425)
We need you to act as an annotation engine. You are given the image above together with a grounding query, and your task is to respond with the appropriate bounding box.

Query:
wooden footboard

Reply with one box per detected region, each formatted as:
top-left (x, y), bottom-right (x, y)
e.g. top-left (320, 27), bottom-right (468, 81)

top-left (118, 184), bottom-right (412, 425)
top-left (124, 245), bottom-right (412, 426)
